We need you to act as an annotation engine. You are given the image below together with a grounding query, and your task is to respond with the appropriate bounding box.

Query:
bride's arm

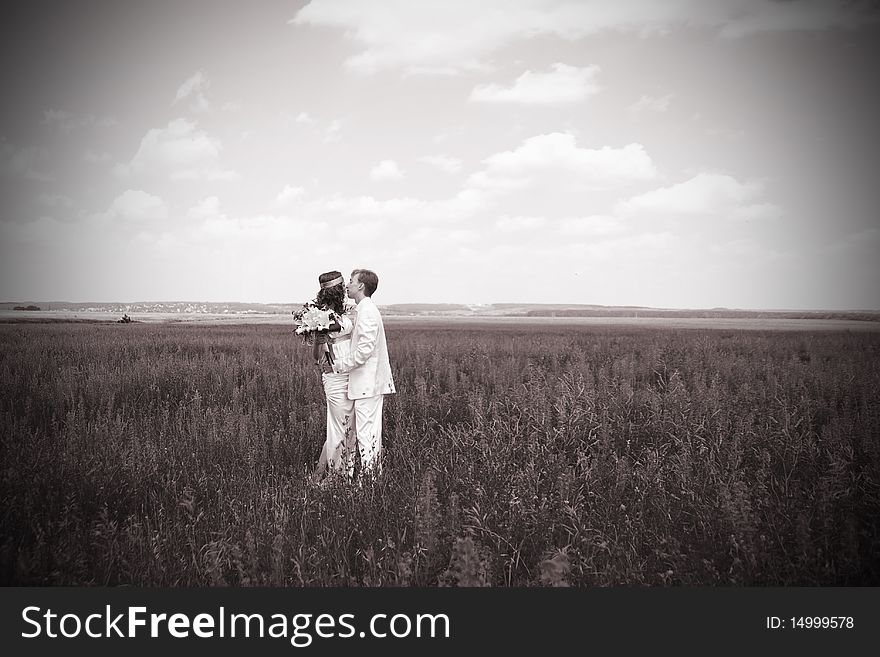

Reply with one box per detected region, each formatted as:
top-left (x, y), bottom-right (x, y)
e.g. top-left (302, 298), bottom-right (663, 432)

top-left (331, 313), bottom-right (353, 335)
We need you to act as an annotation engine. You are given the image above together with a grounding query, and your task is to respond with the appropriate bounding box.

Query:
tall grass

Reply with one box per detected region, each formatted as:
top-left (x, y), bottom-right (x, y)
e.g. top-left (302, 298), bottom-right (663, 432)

top-left (1, 322), bottom-right (878, 585)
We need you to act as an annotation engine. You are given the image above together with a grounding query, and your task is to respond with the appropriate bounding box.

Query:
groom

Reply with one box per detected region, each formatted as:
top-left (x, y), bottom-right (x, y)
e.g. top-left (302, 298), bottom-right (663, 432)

top-left (332, 268), bottom-right (395, 473)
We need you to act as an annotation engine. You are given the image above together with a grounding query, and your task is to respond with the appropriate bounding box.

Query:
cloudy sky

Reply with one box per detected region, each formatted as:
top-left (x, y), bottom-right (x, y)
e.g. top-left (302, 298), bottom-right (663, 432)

top-left (2, 0), bottom-right (879, 309)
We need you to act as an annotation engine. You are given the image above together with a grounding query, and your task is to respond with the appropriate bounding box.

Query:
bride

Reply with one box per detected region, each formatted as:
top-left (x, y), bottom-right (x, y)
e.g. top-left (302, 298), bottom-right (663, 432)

top-left (310, 270), bottom-right (357, 481)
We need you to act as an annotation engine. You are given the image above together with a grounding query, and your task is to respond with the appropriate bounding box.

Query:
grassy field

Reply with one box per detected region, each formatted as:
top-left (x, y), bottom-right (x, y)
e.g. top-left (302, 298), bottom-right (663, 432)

top-left (1, 321), bottom-right (878, 585)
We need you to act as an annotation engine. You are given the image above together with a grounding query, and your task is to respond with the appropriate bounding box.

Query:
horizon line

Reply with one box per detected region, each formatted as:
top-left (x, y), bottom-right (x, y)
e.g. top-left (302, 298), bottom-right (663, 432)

top-left (2, 300), bottom-right (879, 314)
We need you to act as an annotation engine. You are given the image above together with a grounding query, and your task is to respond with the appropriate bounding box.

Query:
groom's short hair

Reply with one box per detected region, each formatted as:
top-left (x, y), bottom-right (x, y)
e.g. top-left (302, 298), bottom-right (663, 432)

top-left (352, 269), bottom-right (378, 297)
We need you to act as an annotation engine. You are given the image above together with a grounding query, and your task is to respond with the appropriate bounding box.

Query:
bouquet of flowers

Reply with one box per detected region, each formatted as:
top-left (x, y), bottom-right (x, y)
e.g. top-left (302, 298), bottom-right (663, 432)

top-left (292, 301), bottom-right (338, 336)
top-left (292, 300), bottom-right (340, 366)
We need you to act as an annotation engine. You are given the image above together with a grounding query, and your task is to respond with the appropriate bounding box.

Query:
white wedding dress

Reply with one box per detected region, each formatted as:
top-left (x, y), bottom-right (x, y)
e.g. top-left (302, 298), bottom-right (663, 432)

top-left (317, 308), bottom-right (356, 475)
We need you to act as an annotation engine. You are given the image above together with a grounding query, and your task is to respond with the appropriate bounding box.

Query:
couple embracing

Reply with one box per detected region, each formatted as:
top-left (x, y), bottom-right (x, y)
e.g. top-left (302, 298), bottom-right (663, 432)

top-left (309, 269), bottom-right (394, 482)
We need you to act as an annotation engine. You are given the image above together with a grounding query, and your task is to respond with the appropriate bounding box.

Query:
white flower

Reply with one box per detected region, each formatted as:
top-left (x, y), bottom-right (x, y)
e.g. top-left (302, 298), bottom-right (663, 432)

top-left (293, 301), bottom-right (336, 335)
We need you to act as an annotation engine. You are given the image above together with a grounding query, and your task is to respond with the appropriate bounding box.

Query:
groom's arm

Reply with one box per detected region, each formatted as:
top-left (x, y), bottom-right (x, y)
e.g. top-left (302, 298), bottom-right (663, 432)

top-left (333, 306), bottom-right (379, 374)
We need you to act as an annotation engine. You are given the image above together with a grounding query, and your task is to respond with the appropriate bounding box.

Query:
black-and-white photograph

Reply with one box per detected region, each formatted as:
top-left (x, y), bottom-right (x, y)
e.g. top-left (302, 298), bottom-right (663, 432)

top-left (1, 0), bottom-right (879, 646)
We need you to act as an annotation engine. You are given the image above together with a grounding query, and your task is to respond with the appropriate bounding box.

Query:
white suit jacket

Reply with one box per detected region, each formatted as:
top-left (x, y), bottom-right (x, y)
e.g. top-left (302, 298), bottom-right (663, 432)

top-left (333, 296), bottom-right (396, 399)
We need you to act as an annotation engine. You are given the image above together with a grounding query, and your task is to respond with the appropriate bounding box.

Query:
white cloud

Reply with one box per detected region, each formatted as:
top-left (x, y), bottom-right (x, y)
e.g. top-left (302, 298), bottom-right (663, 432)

top-left (273, 184), bottom-right (306, 208)
top-left (160, 197), bottom-right (333, 262)
top-left (113, 118), bottom-right (239, 182)
top-left (469, 132), bottom-right (656, 192)
top-left (41, 110), bottom-right (118, 132)
top-left (196, 213), bottom-right (331, 247)
top-left (295, 112), bottom-right (315, 124)
top-left (369, 159), bottom-right (405, 181)
top-left (470, 63), bottom-right (600, 104)
top-left (626, 93), bottom-right (673, 115)
top-left (616, 172), bottom-right (768, 216)
top-left (418, 154), bottom-right (462, 174)
top-left (186, 196), bottom-right (222, 220)
top-left (100, 190), bottom-right (168, 224)
top-left (174, 70), bottom-right (211, 112)
top-left (461, 230), bottom-right (686, 305)
top-left (291, 0), bottom-right (877, 74)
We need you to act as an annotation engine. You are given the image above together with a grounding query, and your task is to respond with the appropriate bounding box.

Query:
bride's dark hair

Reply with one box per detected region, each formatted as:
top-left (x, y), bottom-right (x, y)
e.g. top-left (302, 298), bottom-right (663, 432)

top-left (316, 270), bottom-right (346, 315)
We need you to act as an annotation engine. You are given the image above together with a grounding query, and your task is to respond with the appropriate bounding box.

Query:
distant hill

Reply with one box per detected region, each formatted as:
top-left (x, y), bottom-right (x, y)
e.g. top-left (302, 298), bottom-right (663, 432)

top-left (385, 303), bottom-right (880, 321)
top-left (383, 303), bottom-right (473, 314)
top-left (519, 307), bottom-right (880, 321)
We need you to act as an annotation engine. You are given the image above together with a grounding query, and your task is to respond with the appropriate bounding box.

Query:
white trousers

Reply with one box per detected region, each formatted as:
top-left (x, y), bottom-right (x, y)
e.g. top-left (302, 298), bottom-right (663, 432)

top-left (353, 394), bottom-right (384, 474)
top-left (320, 373), bottom-right (355, 473)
